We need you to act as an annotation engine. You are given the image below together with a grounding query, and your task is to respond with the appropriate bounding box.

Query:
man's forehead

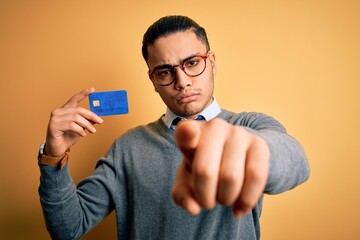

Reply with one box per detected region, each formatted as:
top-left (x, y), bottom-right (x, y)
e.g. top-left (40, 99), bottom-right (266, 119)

top-left (147, 31), bottom-right (206, 66)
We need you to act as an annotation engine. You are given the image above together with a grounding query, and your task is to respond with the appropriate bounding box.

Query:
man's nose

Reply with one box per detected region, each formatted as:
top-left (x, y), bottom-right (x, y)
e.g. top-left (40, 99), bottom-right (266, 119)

top-left (174, 67), bottom-right (192, 89)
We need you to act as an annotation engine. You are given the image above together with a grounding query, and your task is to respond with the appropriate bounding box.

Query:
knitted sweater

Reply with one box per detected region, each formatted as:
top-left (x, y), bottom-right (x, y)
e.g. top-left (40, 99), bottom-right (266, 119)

top-left (39, 110), bottom-right (310, 240)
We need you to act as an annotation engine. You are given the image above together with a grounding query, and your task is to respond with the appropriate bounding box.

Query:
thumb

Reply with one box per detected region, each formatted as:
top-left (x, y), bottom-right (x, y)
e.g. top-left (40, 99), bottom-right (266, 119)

top-left (62, 87), bottom-right (95, 108)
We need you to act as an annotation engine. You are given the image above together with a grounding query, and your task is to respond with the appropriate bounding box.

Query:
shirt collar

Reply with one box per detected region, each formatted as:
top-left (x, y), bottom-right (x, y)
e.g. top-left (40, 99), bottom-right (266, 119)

top-left (164, 97), bottom-right (221, 129)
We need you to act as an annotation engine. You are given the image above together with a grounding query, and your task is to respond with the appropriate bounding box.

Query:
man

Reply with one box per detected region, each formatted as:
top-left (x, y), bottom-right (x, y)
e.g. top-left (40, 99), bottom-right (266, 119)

top-left (38, 15), bottom-right (309, 239)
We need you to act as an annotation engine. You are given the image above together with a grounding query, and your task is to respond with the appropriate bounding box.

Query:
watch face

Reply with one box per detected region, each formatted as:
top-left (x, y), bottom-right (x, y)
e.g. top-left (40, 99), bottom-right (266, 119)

top-left (39, 143), bottom-right (45, 155)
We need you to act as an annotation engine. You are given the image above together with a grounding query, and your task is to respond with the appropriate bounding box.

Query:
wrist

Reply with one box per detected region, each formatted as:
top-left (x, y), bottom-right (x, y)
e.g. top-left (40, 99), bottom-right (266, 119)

top-left (43, 142), bottom-right (68, 158)
top-left (38, 143), bottom-right (70, 169)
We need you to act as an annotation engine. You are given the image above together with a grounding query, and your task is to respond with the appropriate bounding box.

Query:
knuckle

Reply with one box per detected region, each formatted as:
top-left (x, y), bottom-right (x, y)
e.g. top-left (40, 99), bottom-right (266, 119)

top-left (193, 165), bottom-right (216, 181)
top-left (68, 121), bottom-right (81, 132)
top-left (237, 193), bottom-right (259, 211)
top-left (232, 126), bottom-right (249, 141)
top-left (69, 95), bottom-right (78, 103)
top-left (67, 121), bottom-right (76, 129)
top-left (246, 166), bottom-right (264, 183)
top-left (50, 108), bottom-right (61, 117)
top-left (72, 113), bottom-right (82, 123)
top-left (49, 110), bottom-right (63, 126)
top-left (240, 198), bottom-right (256, 211)
top-left (219, 171), bottom-right (239, 187)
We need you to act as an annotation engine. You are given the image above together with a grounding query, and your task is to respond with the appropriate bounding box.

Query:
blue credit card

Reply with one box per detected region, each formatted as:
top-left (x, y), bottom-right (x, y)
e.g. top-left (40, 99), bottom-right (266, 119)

top-left (88, 90), bottom-right (129, 116)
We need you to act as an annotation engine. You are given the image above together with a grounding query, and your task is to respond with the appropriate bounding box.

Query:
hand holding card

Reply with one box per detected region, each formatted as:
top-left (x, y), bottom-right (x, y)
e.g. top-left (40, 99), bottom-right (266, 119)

top-left (89, 90), bottom-right (129, 116)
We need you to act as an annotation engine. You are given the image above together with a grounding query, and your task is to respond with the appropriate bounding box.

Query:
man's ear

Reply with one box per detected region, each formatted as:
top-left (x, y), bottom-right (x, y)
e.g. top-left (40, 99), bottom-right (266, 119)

top-left (149, 77), bottom-right (159, 93)
top-left (209, 51), bottom-right (217, 75)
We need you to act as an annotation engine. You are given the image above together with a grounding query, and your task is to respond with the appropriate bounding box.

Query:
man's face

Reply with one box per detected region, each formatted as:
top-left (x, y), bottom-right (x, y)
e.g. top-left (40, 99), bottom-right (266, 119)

top-left (147, 30), bottom-right (217, 119)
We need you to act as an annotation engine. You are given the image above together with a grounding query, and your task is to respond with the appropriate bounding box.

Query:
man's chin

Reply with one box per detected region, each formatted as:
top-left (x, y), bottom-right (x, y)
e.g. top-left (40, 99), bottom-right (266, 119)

top-left (174, 105), bottom-right (203, 118)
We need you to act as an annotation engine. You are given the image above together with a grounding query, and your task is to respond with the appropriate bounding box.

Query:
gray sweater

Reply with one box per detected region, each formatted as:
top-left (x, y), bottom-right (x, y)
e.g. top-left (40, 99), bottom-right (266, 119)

top-left (39, 110), bottom-right (310, 240)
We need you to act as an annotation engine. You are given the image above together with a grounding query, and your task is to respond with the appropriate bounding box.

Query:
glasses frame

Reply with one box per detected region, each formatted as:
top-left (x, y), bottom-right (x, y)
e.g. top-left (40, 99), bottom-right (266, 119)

top-left (148, 52), bottom-right (210, 86)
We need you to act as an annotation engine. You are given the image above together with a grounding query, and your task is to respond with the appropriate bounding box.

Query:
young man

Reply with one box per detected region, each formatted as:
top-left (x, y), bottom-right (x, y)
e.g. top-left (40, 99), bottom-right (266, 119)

top-left (38, 16), bottom-right (309, 239)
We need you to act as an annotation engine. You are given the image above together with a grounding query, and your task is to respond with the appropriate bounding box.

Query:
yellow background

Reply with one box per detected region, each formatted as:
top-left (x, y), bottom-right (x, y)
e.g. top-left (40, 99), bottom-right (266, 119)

top-left (1, 0), bottom-right (359, 239)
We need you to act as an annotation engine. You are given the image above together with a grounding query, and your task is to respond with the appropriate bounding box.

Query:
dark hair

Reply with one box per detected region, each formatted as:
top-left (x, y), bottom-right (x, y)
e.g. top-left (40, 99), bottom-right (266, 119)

top-left (141, 15), bottom-right (210, 62)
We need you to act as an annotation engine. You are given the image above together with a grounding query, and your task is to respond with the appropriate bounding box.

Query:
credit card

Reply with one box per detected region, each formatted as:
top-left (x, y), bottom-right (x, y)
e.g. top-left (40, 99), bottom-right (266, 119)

top-left (88, 90), bottom-right (129, 116)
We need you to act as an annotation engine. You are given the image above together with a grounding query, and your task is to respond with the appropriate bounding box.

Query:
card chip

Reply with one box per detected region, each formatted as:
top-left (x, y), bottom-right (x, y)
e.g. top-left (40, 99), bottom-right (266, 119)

top-left (92, 100), bottom-right (100, 107)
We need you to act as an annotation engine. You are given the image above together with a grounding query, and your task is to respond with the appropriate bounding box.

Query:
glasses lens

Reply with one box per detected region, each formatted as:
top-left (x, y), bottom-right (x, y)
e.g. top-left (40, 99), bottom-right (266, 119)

top-left (183, 56), bottom-right (206, 76)
top-left (152, 68), bottom-right (174, 86)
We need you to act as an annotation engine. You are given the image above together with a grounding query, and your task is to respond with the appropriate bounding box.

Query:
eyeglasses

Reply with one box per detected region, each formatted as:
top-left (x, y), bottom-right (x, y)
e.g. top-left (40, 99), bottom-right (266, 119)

top-left (148, 52), bottom-right (210, 86)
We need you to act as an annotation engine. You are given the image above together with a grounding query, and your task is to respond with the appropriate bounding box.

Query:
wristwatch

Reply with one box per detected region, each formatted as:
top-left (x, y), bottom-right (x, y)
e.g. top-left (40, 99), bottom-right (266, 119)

top-left (38, 143), bottom-right (46, 160)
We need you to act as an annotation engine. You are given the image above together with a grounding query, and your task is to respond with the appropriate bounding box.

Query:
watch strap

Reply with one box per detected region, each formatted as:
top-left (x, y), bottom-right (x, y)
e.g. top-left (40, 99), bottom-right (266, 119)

top-left (38, 143), bottom-right (70, 170)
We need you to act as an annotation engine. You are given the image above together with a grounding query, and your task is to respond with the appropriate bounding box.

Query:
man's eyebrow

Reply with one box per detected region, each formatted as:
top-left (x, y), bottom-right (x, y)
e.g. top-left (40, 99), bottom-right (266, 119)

top-left (151, 52), bottom-right (200, 71)
top-left (181, 52), bottom-right (200, 62)
top-left (152, 64), bottom-right (173, 71)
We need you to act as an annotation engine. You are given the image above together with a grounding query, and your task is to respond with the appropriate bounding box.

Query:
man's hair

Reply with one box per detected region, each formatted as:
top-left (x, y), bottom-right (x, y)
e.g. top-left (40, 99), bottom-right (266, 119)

top-left (142, 15), bottom-right (210, 62)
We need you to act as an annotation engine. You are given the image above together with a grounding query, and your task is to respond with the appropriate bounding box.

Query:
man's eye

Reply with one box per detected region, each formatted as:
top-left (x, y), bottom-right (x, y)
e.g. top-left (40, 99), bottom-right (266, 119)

top-left (185, 59), bottom-right (199, 67)
top-left (156, 69), bottom-right (171, 78)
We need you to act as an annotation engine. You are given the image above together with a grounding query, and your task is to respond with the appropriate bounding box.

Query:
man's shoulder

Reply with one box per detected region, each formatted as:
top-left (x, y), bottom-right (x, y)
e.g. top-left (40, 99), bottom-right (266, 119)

top-left (218, 109), bottom-right (268, 122)
top-left (115, 117), bottom-right (170, 142)
top-left (219, 110), bottom-right (286, 132)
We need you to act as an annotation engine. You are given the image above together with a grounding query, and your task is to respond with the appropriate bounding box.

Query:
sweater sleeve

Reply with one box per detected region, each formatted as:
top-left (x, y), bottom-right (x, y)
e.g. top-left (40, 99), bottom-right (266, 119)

top-left (38, 141), bottom-right (121, 240)
top-left (230, 112), bottom-right (310, 194)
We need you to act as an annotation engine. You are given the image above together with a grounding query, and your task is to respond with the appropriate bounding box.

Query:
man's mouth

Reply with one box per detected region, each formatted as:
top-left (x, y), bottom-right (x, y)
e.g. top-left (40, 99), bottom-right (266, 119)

top-left (176, 92), bottom-right (200, 104)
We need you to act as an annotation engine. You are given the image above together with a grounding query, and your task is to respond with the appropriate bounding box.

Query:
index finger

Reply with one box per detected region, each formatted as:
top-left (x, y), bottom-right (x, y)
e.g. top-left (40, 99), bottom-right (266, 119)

top-left (175, 120), bottom-right (203, 161)
top-left (189, 119), bottom-right (229, 209)
top-left (62, 88), bottom-right (95, 108)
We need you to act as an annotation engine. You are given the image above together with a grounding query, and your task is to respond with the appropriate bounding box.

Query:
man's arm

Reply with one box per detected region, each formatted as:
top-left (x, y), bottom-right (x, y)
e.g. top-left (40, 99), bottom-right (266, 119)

top-left (172, 116), bottom-right (309, 218)
top-left (258, 128), bottom-right (310, 194)
top-left (38, 88), bottom-right (111, 239)
top-left (232, 112), bottom-right (309, 194)
top-left (39, 158), bottom-right (117, 239)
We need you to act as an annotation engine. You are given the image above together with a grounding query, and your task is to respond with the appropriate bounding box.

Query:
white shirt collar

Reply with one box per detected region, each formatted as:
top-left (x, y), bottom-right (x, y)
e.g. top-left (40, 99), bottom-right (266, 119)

top-left (163, 97), bottom-right (221, 129)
